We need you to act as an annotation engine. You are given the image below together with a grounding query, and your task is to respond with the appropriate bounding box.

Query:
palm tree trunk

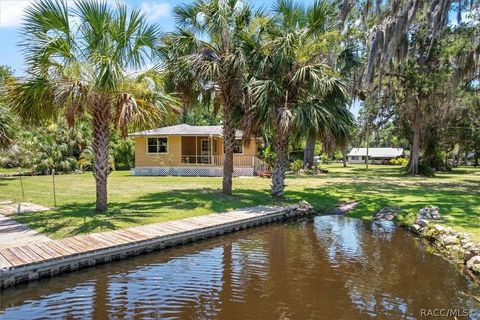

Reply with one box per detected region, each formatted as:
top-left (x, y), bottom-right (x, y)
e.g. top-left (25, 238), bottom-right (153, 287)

top-left (303, 134), bottom-right (315, 168)
top-left (409, 104), bottom-right (421, 175)
top-left (92, 100), bottom-right (110, 212)
top-left (222, 116), bottom-right (235, 195)
top-left (272, 130), bottom-right (289, 197)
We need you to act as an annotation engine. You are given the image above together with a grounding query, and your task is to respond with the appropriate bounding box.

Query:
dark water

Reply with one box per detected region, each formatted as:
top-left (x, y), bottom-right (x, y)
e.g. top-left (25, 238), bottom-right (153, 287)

top-left (1, 216), bottom-right (479, 320)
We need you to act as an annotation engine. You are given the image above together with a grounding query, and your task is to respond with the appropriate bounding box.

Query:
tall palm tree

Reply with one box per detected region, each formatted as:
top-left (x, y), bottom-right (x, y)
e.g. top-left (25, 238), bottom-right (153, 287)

top-left (166, 0), bottom-right (253, 195)
top-left (0, 106), bottom-right (17, 150)
top-left (295, 94), bottom-right (356, 168)
top-left (7, 0), bottom-right (179, 212)
top-left (0, 66), bottom-right (17, 150)
top-left (301, 43), bottom-right (361, 167)
top-left (243, 0), bottom-right (350, 196)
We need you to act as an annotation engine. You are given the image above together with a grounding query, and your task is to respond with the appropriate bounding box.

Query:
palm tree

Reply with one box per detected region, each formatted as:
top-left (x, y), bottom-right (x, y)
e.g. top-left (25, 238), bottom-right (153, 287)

top-left (0, 106), bottom-right (17, 150)
top-left (7, 0), bottom-right (179, 212)
top-left (243, 0), bottom-right (350, 196)
top-left (0, 66), bottom-right (17, 150)
top-left (299, 44), bottom-right (360, 168)
top-left (165, 0), bottom-right (253, 195)
top-left (295, 94), bottom-right (356, 168)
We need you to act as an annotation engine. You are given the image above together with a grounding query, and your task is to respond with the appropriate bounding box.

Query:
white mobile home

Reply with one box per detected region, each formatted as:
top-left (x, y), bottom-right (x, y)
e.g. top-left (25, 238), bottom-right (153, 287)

top-left (347, 148), bottom-right (404, 164)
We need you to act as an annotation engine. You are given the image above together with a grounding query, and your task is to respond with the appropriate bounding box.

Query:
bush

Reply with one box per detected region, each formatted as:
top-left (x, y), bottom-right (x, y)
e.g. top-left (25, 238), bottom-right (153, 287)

top-left (389, 157), bottom-right (408, 166)
top-left (290, 159), bottom-right (303, 173)
top-left (418, 161), bottom-right (435, 176)
top-left (261, 145), bottom-right (276, 169)
top-left (110, 134), bottom-right (135, 170)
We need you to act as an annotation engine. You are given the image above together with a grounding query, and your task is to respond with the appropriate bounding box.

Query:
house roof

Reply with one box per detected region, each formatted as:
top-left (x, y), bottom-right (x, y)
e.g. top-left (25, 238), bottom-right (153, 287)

top-left (347, 147), bottom-right (404, 158)
top-left (129, 124), bottom-right (244, 139)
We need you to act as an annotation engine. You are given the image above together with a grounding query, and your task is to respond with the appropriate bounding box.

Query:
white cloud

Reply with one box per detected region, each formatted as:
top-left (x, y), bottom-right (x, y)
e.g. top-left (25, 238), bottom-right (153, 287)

top-left (140, 2), bottom-right (171, 22)
top-left (0, 0), bottom-right (32, 28)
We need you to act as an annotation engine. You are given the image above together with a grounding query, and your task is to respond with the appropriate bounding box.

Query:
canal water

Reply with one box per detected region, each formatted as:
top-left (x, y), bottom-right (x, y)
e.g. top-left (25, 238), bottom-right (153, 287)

top-left (1, 216), bottom-right (479, 319)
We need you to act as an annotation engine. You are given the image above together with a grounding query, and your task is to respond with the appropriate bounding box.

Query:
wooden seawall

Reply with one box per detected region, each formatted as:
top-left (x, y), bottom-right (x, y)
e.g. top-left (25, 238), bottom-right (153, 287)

top-left (0, 203), bottom-right (313, 289)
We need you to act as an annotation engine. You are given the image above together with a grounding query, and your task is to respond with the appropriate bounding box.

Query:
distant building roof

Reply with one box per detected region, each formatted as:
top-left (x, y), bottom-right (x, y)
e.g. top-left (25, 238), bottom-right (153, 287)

top-left (347, 148), bottom-right (404, 158)
top-left (129, 124), bottom-right (243, 139)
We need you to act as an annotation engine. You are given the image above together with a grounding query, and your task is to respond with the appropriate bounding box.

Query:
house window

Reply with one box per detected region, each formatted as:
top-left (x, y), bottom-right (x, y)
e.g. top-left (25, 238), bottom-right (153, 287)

top-left (233, 140), bottom-right (243, 154)
top-left (351, 156), bottom-right (358, 160)
top-left (147, 137), bottom-right (168, 153)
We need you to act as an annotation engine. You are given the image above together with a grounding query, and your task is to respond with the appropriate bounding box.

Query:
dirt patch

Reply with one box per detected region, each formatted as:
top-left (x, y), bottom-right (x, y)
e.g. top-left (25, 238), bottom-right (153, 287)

top-left (329, 201), bottom-right (359, 215)
top-left (0, 201), bottom-right (50, 216)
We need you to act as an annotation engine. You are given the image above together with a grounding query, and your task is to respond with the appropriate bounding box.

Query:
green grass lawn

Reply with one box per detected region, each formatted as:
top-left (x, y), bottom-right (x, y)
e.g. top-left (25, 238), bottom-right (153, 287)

top-left (0, 164), bottom-right (479, 241)
top-left (0, 167), bottom-right (30, 174)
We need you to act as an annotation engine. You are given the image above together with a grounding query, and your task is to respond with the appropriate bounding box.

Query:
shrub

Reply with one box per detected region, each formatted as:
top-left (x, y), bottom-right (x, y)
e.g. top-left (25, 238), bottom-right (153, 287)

top-left (389, 157), bottom-right (408, 166)
top-left (290, 159), bottom-right (303, 173)
top-left (418, 161), bottom-right (435, 176)
top-left (261, 145), bottom-right (276, 169)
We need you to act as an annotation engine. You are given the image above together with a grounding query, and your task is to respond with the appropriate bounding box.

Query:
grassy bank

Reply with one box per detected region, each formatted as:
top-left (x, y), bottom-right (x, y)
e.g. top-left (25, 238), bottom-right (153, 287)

top-left (0, 164), bottom-right (479, 240)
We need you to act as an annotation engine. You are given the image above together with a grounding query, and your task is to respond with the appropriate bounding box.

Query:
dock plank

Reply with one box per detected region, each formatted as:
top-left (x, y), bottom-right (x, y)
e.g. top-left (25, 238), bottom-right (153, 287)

top-left (100, 232), bottom-right (132, 245)
top-left (160, 223), bottom-right (191, 233)
top-left (146, 224), bottom-right (179, 235)
top-left (0, 253), bottom-right (13, 269)
top-left (179, 219), bottom-right (210, 229)
top-left (85, 234), bottom-right (116, 247)
top-left (0, 249), bottom-right (26, 266)
top-left (94, 233), bottom-right (128, 246)
top-left (132, 225), bottom-right (169, 238)
top-left (113, 230), bottom-right (143, 243)
top-left (77, 236), bottom-right (110, 250)
top-left (33, 243), bottom-right (63, 259)
top-left (58, 239), bottom-right (87, 253)
top-left (168, 221), bottom-right (198, 231)
top-left (124, 228), bottom-right (152, 239)
top-left (120, 229), bottom-right (150, 242)
top-left (73, 236), bottom-right (108, 251)
top-left (45, 241), bottom-right (77, 256)
top-left (8, 248), bottom-right (35, 265)
top-left (19, 245), bottom-right (45, 262)
top-left (27, 244), bottom-right (56, 261)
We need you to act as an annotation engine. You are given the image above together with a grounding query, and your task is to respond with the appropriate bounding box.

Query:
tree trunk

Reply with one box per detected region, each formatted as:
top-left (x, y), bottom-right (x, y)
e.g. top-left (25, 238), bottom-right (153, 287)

top-left (474, 148), bottom-right (479, 167)
top-left (456, 145), bottom-right (462, 167)
top-left (409, 105), bottom-right (421, 175)
top-left (342, 146), bottom-right (348, 167)
top-left (303, 135), bottom-right (315, 168)
top-left (271, 129), bottom-right (289, 197)
top-left (222, 116), bottom-right (235, 195)
top-left (366, 139), bottom-right (369, 171)
top-left (92, 99), bottom-right (110, 212)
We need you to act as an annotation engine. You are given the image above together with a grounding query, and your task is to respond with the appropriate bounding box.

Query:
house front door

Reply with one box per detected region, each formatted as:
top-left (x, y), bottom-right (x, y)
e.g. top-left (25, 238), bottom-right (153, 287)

top-left (200, 139), bottom-right (210, 163)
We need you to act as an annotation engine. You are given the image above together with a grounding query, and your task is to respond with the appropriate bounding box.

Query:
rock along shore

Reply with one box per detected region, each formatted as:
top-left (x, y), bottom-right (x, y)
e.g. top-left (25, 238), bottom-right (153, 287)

top-left (407, 206), bottom-right (480, 284)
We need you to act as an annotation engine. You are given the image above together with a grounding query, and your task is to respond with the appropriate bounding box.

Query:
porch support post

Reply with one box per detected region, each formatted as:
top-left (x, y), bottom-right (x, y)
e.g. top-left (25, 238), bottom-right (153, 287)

top-left (195, 136), bottom-right (198, 164)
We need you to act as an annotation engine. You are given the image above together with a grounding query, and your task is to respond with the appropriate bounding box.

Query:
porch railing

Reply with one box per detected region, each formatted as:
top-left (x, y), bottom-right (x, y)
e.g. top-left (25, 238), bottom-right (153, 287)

top-left (180, 155), bottom-right (255, 167)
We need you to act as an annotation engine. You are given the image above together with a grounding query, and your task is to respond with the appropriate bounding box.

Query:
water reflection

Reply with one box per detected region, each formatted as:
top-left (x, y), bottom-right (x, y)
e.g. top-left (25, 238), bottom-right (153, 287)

top-left (1, 216), bottom-right (478, 319)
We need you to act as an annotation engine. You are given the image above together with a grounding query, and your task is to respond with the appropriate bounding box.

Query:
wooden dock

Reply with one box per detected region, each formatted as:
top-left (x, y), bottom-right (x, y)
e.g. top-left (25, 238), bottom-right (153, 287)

top-left (0, 203), bottom-right (313, 288)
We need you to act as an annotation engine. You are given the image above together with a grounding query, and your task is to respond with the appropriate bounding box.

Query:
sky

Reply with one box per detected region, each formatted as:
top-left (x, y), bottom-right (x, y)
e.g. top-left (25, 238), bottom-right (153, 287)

top-left (0, 0), bottom-right (361, 116)
top-left (0, 0), bottom-right (292, 76)
top-left (0, 0), bottom-right (178, 75)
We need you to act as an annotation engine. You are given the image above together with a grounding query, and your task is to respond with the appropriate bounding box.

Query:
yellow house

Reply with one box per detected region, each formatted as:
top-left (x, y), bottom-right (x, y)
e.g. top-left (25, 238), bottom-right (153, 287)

top-left (129, 124), bottom-right (262, 176)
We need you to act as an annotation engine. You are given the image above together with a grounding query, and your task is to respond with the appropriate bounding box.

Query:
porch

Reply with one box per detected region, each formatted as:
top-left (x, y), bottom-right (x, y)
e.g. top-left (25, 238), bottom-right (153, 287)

top-left (179, 136), bottom-right (254, 167)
